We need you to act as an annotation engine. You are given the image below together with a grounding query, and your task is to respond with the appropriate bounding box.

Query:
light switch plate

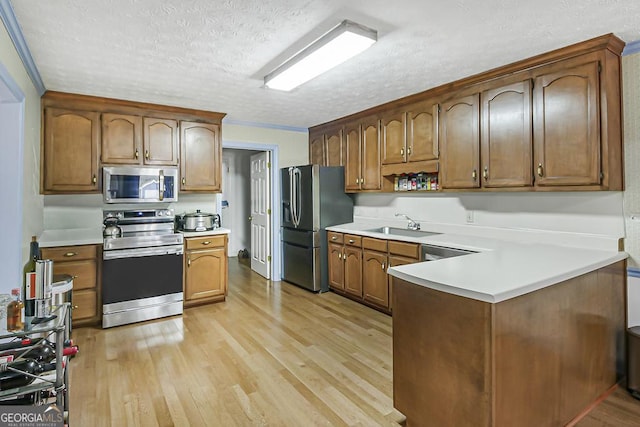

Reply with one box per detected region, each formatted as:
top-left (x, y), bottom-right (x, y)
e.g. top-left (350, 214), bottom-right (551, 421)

top-left (466, 210), bottom-right (475, 224)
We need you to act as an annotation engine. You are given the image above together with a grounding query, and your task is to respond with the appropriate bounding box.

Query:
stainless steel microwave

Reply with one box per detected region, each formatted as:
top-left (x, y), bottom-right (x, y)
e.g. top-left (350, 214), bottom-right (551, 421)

top-left (103, 166), bottom-right (178, 203)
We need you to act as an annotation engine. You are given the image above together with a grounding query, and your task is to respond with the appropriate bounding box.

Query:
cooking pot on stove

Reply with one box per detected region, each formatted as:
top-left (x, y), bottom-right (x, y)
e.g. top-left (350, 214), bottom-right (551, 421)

top-left (178, 210), bottom-right (218, 231)
top-left (103, 217), bottom-right (122, 238)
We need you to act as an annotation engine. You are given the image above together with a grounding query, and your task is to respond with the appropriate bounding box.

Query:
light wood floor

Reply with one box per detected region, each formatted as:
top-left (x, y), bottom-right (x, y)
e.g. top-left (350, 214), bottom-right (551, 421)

top-left (69, 259), bottom-right (640, 426)
top-left (69, 259), bottom-right (404, 426)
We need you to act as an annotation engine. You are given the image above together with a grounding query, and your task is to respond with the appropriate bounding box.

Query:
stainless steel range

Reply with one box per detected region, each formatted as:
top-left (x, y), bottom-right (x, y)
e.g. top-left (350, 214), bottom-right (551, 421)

top-left (102, 208), bottom-right (184, 328)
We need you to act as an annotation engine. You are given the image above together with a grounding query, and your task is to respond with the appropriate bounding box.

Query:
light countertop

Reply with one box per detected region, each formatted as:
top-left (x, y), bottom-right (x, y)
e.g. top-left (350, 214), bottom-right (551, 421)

top-left (179, 228), bottom-right (231, 238)
top-left (39, 228), bottom-right (103, 248)
top-left (326, 221), bottom-right (627, 303)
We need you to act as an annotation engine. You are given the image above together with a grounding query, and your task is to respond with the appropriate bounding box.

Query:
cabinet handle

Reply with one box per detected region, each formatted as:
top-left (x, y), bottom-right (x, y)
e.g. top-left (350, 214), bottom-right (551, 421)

top-left (407, 147), bottom-right (412, 155)
top-left (537, 163), bottom-right (544, 177)
top-left (472, 170), bottom-right (477, 181)
top-left (182, 177), bottom-right (186, 185)
top-left (145, 150), bottom-right (150, 160)
top-left (348, 239), bottom-right (355, 244)
top-left (72, 305), bottom-right (79, 310)
top-left (201, 241), bottom-right (211, 245)
top-left (361, 178), bottom-right (365, 185)
top-left (92, 175), bottom-right (97, 184)
top-left (338, 253), bottom-right (342, 260)
top-left (64, 252), bottom-right (77, 257)
top-left (331, 236), bottom-right (337, 241)
top-left (135, 149), bottom-right (139, 159)
top-left (483, 167), bottom-right (488, 180)
top-left (187, 257), bottom-right (191, 267)
top-left (382, 262), bottom-right (386, 270)
top-left (400, 148), bottom-right (404, 156)
top-left (72, 275), bottom-right (78, 279)
top-left (343, 251), bottom-right (346, 262)
top-left (355, 178), bottom-right (360, 184)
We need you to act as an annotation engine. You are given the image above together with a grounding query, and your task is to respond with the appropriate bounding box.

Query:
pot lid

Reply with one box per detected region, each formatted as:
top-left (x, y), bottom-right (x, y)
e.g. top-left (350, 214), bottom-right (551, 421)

top-left (183, 209), bottom-right (214, 218)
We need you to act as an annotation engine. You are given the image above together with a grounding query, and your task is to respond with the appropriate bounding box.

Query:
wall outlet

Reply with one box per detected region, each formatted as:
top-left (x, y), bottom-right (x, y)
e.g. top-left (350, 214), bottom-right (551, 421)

top-left (466, 210), bottom-right (475, 224)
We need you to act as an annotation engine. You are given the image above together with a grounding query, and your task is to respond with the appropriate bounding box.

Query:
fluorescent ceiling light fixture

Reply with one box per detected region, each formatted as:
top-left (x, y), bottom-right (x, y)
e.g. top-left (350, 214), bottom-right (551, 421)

top-left (264, 20), bottom-right (377, 91)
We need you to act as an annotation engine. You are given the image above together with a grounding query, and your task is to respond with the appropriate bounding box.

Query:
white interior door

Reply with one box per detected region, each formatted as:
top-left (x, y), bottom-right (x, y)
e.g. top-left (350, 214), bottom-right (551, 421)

top-left (250, 152), bottom-right (271, 278)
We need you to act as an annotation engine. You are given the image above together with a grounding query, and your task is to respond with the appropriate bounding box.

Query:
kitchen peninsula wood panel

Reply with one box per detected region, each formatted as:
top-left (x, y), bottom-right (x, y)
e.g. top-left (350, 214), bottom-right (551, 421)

top-left (392, 260), bottom-right (625, 427)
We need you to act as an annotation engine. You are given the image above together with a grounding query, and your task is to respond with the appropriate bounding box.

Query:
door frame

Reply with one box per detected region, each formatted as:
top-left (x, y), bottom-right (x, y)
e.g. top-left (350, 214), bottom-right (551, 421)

top-left (0, 60), bottom-right (26, 295)
top-left (221, 140), bottom-right (281, 281)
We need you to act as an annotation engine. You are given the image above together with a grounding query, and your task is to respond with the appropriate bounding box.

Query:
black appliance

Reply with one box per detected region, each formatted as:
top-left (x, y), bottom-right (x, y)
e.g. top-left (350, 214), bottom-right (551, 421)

top-left (281, 165), bottom-right (353, 292)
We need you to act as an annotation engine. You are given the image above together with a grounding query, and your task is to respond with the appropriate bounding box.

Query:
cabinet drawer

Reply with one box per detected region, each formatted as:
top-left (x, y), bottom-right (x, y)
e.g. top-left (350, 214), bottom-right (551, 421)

top-left (388, 241), bottom-right (420, 259)
top-left (363, 237), bottom-right (388, 252)
top-left (328, 232), bottom-right (344, 244)
top-left (42, 245), bottom-right (97, 262)
top-left (344, 234), bottom-right (362, 248)
top-left (186, 235), bottom-right (226, 250)
top-left (72, 289), bottom-right (97, 320)
top-left (53, 259), bottom-right (97, 290)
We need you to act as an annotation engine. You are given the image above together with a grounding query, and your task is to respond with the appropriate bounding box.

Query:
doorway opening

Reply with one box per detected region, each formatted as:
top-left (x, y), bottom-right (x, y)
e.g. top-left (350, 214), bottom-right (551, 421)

top-left (0, 62), bottom-right (25, 294)
top-left (221, 141), bottom-right (280, 281)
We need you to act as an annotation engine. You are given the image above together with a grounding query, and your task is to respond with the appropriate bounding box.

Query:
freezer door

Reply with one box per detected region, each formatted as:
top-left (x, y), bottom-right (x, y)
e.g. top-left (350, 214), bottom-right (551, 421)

top-left (282, 242), bottom-right (320, 292)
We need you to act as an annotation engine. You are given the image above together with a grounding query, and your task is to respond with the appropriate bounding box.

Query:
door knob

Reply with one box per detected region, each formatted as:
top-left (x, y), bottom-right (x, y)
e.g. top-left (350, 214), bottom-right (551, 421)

top-left (249, 216), bottom-right (253, 221)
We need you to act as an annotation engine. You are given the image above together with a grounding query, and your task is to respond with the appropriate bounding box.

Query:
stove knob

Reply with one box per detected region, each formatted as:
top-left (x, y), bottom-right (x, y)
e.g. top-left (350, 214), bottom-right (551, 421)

top-left (158, 211), bottom-right (164, 216)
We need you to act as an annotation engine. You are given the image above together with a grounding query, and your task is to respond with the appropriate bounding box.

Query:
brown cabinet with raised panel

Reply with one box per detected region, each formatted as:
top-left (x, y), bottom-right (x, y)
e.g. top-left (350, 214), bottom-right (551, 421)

top-left (327, 232), bottom-right (345, 290)
top-left (184, 234), bottom-right (228, 307)
top-left (180, 121), bottom-right (221, 192)
top-left (41, 244), bottom-right (101, 327)
top-left (42, 108), bottom-right (100, 193)
top-left (324, 125), bottom-right (344, 167)
top-left (362, 238), bottom-right (389, 309)
top-left (309, 128), bottom-right (324, 165)
top-left (143, 117), bottom-right (179, 165)
top-left (382, 100), bottom-right (439, 166)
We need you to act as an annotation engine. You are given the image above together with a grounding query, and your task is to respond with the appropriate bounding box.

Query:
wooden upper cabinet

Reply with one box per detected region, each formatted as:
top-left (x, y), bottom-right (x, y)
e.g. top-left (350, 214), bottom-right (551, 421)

top-left (481, 80), bottom-right (533, 188)
top-left (361, 116), bottom-right (381, 190)
top-left (324, 126), bottom-right (343, 167)
top-left (180, 121), bottom-right (221, 192)
top-left (43, 108), bottom-right (100, 193)
top-left (381, 111), bottom-right (406, 165)
top-left (309, 129), bottom-right (324, 165)
top-left (406, 100), bottom-right (439, 162)
top-left (344, 122), bottom-right (361, 191)
top-left (143, 118), bottom-right (179, 165)
top-left (101, 113), bottom-right (141, 164)
top-left (440, 93), bottom-right (480, 189)
top-left (533, 60), bottom-right (601, 187)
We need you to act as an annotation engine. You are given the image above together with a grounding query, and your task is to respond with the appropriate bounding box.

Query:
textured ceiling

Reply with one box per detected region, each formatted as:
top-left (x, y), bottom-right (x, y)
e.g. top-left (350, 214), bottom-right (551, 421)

top-left (9, 0), bottom-right (640, 128)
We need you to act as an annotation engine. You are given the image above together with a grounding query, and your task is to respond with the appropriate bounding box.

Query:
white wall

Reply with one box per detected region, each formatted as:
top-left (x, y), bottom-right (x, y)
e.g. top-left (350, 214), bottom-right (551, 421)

top-left (223, 122), bottom-right (308, 168)
top-left (0, 20), bottom-right (43, 295)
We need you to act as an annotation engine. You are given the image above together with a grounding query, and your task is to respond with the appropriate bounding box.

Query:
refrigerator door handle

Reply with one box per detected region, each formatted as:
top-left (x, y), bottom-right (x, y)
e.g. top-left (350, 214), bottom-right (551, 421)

top-left (289, 167), bottom-right (299, 228)
top-left (294, 167), bottom-right (302, 228)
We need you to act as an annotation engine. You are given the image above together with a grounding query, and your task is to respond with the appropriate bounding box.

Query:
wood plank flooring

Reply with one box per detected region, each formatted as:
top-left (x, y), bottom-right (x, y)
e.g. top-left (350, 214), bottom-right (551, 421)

top-left (69, 259), bottom-right (640, 426)
top-left (69, 259), bottom-right (404, 426)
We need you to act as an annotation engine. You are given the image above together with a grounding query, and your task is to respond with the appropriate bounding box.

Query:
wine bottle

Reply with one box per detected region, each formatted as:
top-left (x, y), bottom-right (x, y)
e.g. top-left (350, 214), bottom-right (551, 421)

top-left (0, 337), bottom-right (74, 352)
top-left (0, 359), bottom-right (57, 390)
top-left (6, 288), bottom-right (25, 331)
top-left (0, 340), bottom-right (78, 363)
top-left (23, 236), bottom-right (40, 318)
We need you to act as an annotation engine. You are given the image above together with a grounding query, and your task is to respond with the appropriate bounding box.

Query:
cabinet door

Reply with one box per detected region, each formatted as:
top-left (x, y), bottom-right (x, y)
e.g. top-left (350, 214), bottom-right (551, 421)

top-left (43, 108), bottom-right (100, 193)
top-left (388, 255), bottom-right (417, 311)
top-left (328, 243), bottom-right (345, 290)
top-left (343, 246), bottom-right (362, 298)
top-left (533, 61), bottom-right (601, 186)
top-left (481, 80), bottom-right (533, 188)
top-left (406, 100), bottom-right (439, 162)
top-left (440, 93), bottom-right (480, 189)
top-left (381, 111), bottom-right (406, 165)
top-left (363, 250), bottom-right (389, 309)
top-left (344, 122), bottom-right (361, 191)
top-left (361, 117), bottom-right (381, 190)
top-left (101, 113), bottom-right (142, 164)
top-left (143, 117), bottom-right (179, 165)
top-left (325, 127), bottom-right (343, 166)
top-left (185, 248), bottom-right (226, 300)
top-left (180, 122), bottom-right (221, 192)
top-left (309, 129), bottom-right (325, 165)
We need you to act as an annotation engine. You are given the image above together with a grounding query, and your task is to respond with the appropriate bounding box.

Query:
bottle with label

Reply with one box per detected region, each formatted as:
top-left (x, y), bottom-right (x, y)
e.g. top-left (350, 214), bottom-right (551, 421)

top-left (23, 236), bottom-right (39, 318)
top-left (6, 288), bottom-right (25, 331)
top-left (0, 358), bottom-right (58, 390)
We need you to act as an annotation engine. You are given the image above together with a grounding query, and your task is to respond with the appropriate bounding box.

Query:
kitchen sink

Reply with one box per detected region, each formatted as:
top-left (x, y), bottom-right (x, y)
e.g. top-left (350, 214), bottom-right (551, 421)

top-left (365, 226), bottom-right (441, 238)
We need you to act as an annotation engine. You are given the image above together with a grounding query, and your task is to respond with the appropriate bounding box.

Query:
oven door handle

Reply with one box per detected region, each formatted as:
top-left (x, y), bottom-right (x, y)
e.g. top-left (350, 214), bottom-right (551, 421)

top-left (103, 245), bottom-right (184, 260)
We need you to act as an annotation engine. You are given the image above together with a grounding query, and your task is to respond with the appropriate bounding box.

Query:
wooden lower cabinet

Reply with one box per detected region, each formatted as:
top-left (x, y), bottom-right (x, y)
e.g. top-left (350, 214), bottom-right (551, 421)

top-left (327, 232), bottom-right (420, 313)
top-left (184, 235), bottom-right (228, 307)
top-left (41, 244), bottom-right (101, 327)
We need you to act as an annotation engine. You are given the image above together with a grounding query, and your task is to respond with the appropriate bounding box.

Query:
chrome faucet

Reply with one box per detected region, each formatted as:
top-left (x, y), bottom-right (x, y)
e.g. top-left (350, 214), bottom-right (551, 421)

top-left (395, 213), bottom-right (420, 230)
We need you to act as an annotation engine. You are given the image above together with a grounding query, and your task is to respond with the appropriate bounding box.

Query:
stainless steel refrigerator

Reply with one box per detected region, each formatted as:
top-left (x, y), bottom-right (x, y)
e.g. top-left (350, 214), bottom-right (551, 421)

top-left (281, 165), bottom-right (353, 292)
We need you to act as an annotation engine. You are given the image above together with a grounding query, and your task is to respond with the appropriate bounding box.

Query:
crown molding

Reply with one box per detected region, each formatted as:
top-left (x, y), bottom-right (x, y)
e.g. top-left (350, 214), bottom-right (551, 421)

top-left (0, 0), bottom-right (45, 95)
